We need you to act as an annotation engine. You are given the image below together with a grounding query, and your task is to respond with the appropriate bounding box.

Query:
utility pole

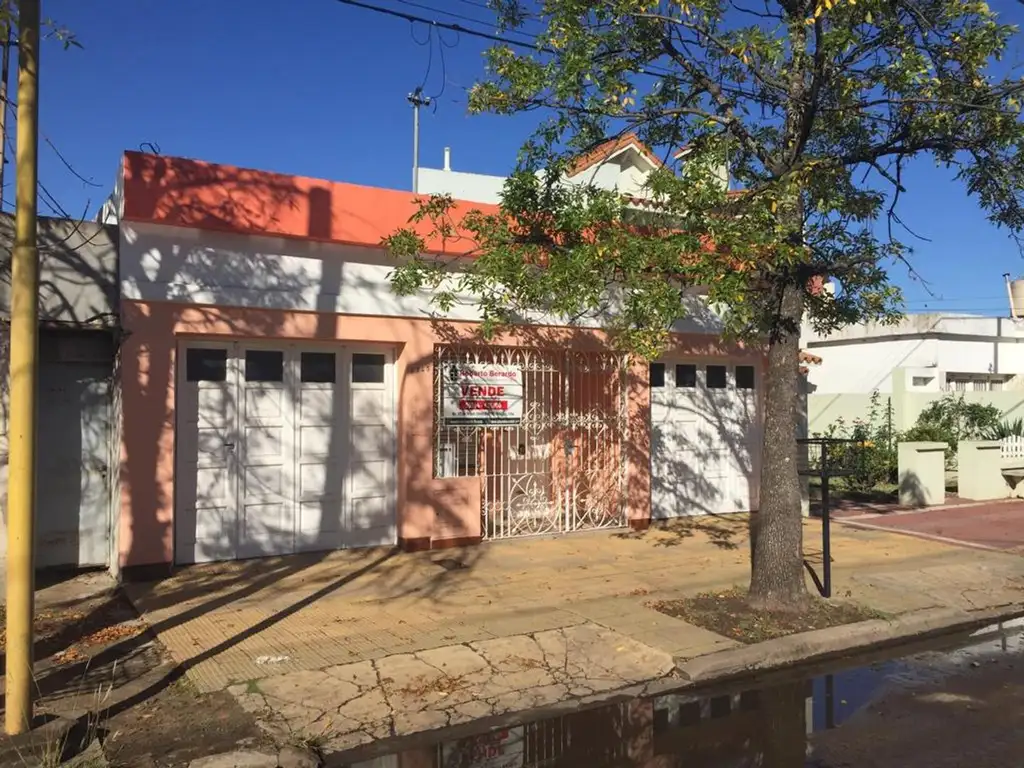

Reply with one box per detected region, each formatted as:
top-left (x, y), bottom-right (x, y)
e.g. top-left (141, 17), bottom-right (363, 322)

top-left (5, 0), bottom-right (41, 736)
top-left (0, 15), bottom-right (12, 209)
top-left (407, 86), bottom-right (430, 193)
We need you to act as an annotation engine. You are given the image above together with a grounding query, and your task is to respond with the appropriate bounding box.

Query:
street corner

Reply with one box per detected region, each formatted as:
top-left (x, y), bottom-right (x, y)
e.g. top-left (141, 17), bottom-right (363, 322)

top-left (225, 622), bottom-right (677, 755)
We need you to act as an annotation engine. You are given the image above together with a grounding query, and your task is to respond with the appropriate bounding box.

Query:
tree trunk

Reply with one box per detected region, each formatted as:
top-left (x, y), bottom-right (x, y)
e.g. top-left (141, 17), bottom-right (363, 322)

top-left (748, 279), bottom-right (808, 610)
top-left (757, 680), bottom-right (810, 766)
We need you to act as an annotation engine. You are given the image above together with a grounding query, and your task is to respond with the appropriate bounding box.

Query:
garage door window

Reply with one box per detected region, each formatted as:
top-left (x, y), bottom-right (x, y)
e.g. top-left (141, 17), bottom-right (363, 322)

top-left (706, 365), bottom-right (727, 389)
top-left (352, 353), bottom-right (386, 384)
top-left (245, 350), bottom-right (284, 382)
top-left (736, 365), bottom-right (756, 389)
top-left (185, 348), bottom-right (227, 382)
top-left (675, 364), bottom-right (697, 388)
top-left (649, 363), bottom-right (666, 388)
top-left (301, 352), bottom-right (336, 383)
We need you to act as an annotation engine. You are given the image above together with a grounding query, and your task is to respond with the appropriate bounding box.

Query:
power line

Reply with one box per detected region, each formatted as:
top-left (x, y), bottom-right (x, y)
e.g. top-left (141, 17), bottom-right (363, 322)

top-left (335, 0), bottom-right (680, 82)
top-left (334, 0), bottom-right (549, 52)
top-left (395, 0), bottom-right (498, 29)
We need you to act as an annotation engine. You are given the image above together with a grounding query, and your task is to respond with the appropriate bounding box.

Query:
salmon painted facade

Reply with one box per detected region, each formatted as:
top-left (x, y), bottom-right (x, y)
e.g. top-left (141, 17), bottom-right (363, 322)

top-left (106, 150), bottom-right (765, 571)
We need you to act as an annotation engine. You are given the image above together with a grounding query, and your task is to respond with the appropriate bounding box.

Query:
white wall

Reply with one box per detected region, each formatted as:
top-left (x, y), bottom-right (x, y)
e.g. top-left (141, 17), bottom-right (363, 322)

top-left (120, 221), bottom-right (725, 335)
top-left (617, 162), bottom-right (651, 197)
top-left (416, 167), bottom-right (506, 205)
top-left (809, 390), bottom-right (1024, 435)
top-left (416, 144), bottom-right (661, 207)
top-left (805, 312), bottom-right (1024, 395)
top-left (565, 161), bottom-right (623, 192)
top-left (806, 338), bottom-right (939, 394)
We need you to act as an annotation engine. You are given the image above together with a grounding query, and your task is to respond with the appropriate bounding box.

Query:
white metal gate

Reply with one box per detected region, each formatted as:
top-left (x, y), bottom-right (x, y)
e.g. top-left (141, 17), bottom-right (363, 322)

top-left (434, 345), bottom-right (629, 539)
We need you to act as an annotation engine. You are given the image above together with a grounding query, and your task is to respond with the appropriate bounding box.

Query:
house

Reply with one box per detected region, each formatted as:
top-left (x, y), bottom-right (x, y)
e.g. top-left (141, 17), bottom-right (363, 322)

top-left (415, 132), bottom-right (670, 205)
top-left (0, 214), bottom-right (120, 571)
top-left (101, 148), bottom-right (765, 573)
top-left (803, 310), bottom-right (1024, 433)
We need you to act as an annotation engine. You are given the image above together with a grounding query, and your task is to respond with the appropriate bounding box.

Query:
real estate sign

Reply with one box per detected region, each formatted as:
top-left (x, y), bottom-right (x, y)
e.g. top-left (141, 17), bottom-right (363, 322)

top-left (442, 363), bottom-right (524, 427)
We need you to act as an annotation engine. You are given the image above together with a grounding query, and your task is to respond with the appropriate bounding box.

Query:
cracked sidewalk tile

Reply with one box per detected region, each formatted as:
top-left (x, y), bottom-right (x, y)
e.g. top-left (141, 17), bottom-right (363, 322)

top-left (258, 669), bottom-right (361, 712)
top-left (321, 660), bottom-right (379, 690)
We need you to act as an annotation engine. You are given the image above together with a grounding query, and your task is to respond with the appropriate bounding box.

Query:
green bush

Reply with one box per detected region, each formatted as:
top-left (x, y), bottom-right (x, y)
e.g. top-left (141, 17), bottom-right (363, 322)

top-left (905, 393), bottom-right (1002, 467)
top-left (813, 391), bottom-right (898, 493)
top-left (982, 417), bottom-right (1024, 441)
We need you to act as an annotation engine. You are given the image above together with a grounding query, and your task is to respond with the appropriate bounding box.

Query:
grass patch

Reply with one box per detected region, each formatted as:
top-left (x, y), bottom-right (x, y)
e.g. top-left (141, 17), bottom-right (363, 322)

top-left (649, 587), bottom-right (889, 644)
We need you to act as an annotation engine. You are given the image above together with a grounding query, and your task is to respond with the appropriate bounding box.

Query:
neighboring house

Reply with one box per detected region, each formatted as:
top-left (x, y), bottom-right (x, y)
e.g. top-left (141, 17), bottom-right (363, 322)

top-left (416, 132), bottom-right (700, 206)
top-left (103, 148), bottom-right (766, 573)
top-left (0, 214), bottom-right (120, 572)
top-left (803, 309), bottom-right (1024, 433)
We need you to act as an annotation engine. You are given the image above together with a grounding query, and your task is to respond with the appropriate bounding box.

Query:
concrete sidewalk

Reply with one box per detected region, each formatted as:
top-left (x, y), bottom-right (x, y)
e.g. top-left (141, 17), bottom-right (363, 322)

top-left (122, 517), bottom-right (1024, 754)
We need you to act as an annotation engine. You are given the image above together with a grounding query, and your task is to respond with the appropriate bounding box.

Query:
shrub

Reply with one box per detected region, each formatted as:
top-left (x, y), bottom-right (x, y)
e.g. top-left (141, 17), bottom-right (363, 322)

top-left (814, 391), bottom-right (898, 492)
top-left (905, 393), bottom-right (1002, 467)
top-left (982, 417), bottom-right (1024, 441)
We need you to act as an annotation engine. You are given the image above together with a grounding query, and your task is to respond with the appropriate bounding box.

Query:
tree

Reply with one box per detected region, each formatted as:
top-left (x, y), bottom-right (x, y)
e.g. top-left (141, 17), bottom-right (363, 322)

top-left (386, 0), bottom-right (1024, 610)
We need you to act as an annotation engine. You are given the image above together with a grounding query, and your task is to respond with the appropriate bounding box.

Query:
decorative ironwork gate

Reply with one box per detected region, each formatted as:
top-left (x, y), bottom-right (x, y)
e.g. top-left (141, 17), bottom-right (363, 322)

top-left (434, 345), bottom-right (629, 539)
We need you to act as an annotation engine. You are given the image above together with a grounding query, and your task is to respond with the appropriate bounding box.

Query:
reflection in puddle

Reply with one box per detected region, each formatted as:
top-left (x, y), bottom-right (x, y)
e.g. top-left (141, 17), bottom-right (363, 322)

top-left (342, 620), bottom-right (1024, 768)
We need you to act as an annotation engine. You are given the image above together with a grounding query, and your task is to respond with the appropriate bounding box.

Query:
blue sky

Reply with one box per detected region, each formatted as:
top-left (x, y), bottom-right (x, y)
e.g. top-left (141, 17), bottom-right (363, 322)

top-left (25, 0), bottom-right (1024, 316)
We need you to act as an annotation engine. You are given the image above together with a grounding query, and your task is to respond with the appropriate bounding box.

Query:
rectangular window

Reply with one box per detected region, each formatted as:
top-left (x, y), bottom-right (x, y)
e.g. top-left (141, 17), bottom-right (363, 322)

top-left (436, 435), bottom-right (479, 477)
top-left (675, 364), bottom-right (697, 388)
top-left (706, 365), bottom-right (727, 389)
top-left (649, 363), bottom-right (666, 388)
top-left (736, 365), bottom-right (756, 390)
top-left (186, 348), bottom-right (227, 382)
top-left (352, 353), bottom-right (386, 384)
top-left (245, 350), bottom-right (284, 382)
top-left (300, 351), bottom-right (336, 383)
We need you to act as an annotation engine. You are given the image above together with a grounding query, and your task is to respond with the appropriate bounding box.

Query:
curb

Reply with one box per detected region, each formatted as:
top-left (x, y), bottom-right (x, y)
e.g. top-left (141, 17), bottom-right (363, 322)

top-left (834, 516), bottom-right (1019, 554)
top-left (675, 603), bottom-right (1024, 683)
top-left (325, 603), bottom-right (1024, 766)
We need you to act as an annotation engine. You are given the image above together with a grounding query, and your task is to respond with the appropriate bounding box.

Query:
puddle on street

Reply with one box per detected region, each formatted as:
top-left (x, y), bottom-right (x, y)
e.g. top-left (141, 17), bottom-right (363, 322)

top-left (336, 619), bottom-right (1024, 767)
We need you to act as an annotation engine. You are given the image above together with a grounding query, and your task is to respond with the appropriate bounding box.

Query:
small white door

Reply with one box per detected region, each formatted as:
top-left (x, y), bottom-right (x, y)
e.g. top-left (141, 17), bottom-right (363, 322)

top-left (238, 348), bottom-right (294, 559)
top-left (36, 361), bottom-right (111, 568)
top-left (347, 352), bottom-right (396, 547)
top-left (176, 345), bottom-right (238, 564)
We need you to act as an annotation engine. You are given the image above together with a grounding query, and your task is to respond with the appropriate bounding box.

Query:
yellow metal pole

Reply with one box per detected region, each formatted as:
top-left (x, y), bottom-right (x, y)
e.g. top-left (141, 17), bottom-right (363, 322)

top-left (4, 0), bottom-right (40, 736)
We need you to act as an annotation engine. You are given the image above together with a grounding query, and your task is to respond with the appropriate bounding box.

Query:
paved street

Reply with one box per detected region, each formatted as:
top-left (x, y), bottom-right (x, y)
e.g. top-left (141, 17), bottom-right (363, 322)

top-left (118, 515), bottom-right (1024, 753)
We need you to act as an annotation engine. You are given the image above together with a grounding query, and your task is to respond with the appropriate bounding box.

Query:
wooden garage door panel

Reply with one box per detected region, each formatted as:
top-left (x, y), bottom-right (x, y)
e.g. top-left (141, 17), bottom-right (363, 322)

top-left (177, 344), bottom-right (396, 563)
top-left (650, 362), bottom-right (757, 518)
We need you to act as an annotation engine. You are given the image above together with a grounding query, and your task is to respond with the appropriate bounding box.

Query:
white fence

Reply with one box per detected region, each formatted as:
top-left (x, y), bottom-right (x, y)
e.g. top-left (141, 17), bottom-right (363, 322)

top-left (1002, 436), bottom-right (1024, 460)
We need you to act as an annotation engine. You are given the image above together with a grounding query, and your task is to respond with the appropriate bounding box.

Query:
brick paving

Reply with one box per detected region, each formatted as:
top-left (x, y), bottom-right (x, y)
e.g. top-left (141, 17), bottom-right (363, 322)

top-left (839, 500), bottom-right (1024, 552)
top-left (122, 517), bottom-right (1024, 694)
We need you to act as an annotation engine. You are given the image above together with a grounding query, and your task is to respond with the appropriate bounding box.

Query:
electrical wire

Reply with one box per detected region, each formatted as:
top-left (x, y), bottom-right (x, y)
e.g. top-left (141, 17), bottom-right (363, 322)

top-left (333, 0), bottom-right (689, 82)
top-left (334, 0), bottom-right (553, 53)
top-left (396, 0), bottom-right (499, 28)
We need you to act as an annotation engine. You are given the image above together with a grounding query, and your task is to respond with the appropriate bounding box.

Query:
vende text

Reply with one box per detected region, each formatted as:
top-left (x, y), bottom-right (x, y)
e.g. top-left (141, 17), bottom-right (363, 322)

top-left (461, 385), bottom-right (505, 396)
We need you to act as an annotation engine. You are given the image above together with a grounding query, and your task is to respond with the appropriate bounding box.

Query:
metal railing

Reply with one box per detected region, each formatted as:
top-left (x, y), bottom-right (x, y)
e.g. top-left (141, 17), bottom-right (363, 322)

top-left (797, 437), bottom-right (866, 598)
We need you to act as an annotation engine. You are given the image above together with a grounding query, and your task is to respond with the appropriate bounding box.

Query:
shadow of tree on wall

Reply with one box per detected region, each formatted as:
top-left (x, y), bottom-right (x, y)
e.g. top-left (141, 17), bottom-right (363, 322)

top-left (1, 154), bottom-right (487, 710)
top-left (424, 320), bottom-right (640, 540)
top-left (0, 215), bottom-right (121, 571)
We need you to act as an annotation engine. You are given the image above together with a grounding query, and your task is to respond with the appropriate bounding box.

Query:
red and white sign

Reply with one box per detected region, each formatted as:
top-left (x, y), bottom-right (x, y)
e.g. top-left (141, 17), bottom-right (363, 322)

top-left (443, 363), bottom-right (524, 427)
top-left (441, 726), bottom-right (525, 768)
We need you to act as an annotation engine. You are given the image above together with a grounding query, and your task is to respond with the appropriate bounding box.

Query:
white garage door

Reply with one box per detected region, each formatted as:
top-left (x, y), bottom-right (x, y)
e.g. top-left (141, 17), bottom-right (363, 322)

top-left (650, 360), bottom-right (760, 518)
top-left (174, 342), bottom-right (396, 564)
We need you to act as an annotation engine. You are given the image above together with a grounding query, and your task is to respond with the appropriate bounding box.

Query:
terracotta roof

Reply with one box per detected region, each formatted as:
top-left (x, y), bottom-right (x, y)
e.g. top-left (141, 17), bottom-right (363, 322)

top-left (566, 133), bottom-right (664, 176)
top-left (799, 349), bottom-right (822, 375)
